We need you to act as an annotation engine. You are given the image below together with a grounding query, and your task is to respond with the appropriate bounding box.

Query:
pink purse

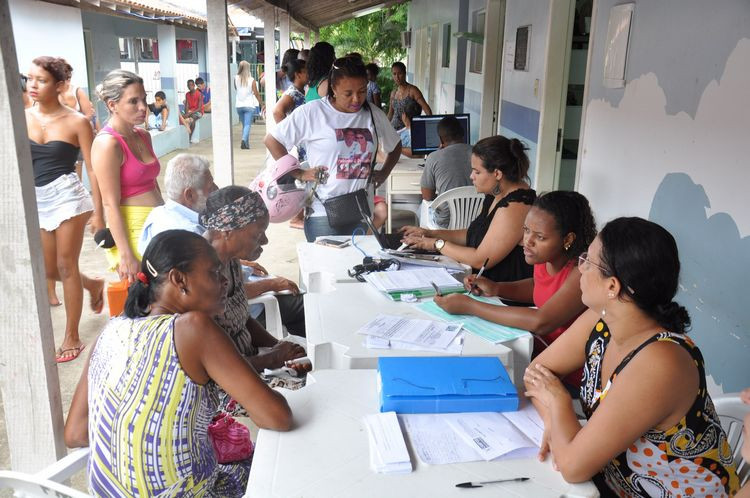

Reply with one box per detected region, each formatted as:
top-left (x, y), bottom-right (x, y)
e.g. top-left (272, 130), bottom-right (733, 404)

top-left (208, 408), bottom-right (254, 464)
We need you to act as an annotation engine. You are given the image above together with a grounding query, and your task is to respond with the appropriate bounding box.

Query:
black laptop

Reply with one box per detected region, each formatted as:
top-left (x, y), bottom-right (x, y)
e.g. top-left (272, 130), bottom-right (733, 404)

top-left (356, 198), bottom-right (439, 255)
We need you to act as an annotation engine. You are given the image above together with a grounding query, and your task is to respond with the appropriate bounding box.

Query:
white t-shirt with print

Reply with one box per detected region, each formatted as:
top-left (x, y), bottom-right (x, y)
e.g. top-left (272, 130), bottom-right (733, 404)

top-left (271, 97), bottom-right (400, 217)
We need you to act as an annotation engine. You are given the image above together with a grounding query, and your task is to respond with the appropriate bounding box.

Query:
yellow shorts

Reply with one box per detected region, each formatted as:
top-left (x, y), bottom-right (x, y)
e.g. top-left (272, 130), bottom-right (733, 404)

top-left (104, 205), bottom-right (154, 272)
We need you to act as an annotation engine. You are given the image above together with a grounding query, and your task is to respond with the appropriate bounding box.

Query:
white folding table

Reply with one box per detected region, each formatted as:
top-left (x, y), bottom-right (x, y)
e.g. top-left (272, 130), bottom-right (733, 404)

top-left (245, 370), bottom-right (599, 498)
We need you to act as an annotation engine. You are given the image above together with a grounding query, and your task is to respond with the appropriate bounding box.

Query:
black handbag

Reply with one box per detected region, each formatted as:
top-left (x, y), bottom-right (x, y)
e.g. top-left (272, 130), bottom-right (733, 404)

top-left (316, 103), bottom-right (380, 228)
top-left (318, 188), bottom-right (370, 227)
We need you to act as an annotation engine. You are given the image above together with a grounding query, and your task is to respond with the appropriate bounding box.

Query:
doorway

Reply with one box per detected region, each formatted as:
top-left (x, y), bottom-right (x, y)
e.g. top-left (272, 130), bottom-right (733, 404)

top-left (536, 0), bottom-right (592, 191)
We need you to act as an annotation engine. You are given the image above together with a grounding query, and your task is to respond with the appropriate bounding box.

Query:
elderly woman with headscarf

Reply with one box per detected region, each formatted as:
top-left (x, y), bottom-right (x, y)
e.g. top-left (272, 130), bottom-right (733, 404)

top-left (201, 186), bottom-right (308, 372)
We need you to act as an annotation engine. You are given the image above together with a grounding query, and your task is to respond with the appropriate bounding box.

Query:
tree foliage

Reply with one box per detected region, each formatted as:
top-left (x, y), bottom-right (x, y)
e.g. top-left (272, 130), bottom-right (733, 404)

top-left (319, 2), bottom-right (408, 109)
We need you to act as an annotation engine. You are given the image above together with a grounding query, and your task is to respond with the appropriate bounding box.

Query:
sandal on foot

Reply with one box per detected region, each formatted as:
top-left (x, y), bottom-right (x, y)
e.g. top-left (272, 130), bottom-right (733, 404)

top-left (56, 344), bottom-right (86, 363)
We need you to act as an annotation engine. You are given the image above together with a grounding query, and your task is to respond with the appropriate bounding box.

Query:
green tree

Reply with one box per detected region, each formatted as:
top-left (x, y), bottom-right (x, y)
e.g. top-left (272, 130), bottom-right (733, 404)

top-left (319, 3), bottom-right (409, 109)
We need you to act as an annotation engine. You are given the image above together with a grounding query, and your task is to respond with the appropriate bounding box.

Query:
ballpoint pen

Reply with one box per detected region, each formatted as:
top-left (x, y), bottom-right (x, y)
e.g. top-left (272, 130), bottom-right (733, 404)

top-left (455, 477), bottom-right (530, 488)
top-left (468, 257), bottom-right (490, 295)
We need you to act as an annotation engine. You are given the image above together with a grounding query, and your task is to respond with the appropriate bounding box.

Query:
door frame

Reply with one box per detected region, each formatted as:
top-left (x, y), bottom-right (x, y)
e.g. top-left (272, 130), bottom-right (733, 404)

top-left (535, 0), bottom-right (576, 191)
top-left (478, 0), bottom-right (506, 139)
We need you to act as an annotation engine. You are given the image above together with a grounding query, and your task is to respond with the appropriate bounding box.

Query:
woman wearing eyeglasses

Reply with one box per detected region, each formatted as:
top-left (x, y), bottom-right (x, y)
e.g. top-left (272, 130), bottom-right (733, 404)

top-left (434, 191), bottom-right (596, 387)
top-left (264, 56), bottom-right (402, 242)
top-left (523, 217), bottom-right (739, 497)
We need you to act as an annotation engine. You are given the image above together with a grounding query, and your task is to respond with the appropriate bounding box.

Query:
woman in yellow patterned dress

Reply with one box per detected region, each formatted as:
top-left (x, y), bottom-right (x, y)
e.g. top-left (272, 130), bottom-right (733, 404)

top-left (524, 217), bottom-right (739, 497)
top-left (64, 229), bottom-right (292, 496)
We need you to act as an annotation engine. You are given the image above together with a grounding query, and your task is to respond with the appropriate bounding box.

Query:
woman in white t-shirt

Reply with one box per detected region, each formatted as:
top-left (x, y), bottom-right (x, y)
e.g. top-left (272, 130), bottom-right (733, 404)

top-left (235, 61), bottom-right (264, 150)
top-left (264, 56), bottom-right (402, 241)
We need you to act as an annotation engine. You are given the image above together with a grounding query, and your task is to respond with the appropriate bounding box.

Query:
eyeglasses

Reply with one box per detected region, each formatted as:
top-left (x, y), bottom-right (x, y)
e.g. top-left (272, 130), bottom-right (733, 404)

top-left (578, 252), bottom-right (609, 274)
top-left (578, 252), bottom-right (636, 295)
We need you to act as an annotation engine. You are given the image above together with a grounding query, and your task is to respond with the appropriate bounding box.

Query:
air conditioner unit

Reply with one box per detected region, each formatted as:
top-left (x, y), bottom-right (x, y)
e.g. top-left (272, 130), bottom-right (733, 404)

top-left (401, 30), bottom-right (411, 48)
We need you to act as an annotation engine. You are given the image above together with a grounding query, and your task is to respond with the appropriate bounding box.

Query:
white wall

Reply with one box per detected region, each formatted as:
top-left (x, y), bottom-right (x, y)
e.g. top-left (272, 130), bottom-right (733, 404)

top-left (9, 0), bottom-right (88, 92)
top-left (578, 0), bottom-right (750, 393)
top-left (497, 0), bottom-right (553, 183)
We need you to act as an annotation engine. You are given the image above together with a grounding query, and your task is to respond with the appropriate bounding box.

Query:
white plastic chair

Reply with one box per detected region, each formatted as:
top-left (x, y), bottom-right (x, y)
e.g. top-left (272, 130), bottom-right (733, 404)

top-left (248, 294), bottom-right (286, 339)
top-left (713, 393), bottom-right (750, 486)
top-left (419, 186), bottom-right (484, 230)
top-left (0, 447), bottom-right (91, 497)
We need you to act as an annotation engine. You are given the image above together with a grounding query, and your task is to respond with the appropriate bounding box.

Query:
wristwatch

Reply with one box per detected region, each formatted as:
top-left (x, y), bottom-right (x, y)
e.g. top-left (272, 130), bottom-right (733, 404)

top-left (434, 239), bottom-right (446, 252)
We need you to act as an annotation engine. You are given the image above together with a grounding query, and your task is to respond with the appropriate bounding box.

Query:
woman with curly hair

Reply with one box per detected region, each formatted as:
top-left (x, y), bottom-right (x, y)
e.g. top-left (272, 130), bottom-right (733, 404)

top-left (435, 190), bottom-right (597, 375)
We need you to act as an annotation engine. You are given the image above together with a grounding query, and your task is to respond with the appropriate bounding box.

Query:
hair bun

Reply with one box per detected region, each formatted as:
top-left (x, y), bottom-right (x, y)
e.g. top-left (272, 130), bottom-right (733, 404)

top-left (654, 301), bottom-right (691, 334)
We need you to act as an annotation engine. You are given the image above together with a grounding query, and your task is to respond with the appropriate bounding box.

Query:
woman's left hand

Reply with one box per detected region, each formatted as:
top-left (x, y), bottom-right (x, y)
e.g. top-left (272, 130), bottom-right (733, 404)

top-left (524, 363), bottom-right (571, 410)
top-left (372, 170), bottom-right (388, 189)
top-left (401, 234), bottom-right (437, 251)
top-left (434, 293), bottom-right (472, 314)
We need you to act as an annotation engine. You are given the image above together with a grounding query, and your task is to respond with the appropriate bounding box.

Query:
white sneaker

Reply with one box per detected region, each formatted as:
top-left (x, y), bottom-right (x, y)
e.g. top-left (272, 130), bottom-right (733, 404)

top-left (190, 137), bottom-right (200, 144)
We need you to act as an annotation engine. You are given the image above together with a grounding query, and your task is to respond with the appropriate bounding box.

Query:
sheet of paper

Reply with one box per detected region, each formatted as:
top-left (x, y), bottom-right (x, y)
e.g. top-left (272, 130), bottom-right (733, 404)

top-left (364, 267), bottom-right (462, 292)
top-left (365, 331), bottom-right (465, 354)
top-left (357, 314), bottom-right (463, 350)
top-left (363, 412), bottom-right (412, 474)
top-left (400, 414), bottom-right (483, 465)
top-left (442, 412), bottom-right (537, 461)
top-left (502, 403), bottom-right (545, 447)
top-left (416, 295), bottom-right (529, 344)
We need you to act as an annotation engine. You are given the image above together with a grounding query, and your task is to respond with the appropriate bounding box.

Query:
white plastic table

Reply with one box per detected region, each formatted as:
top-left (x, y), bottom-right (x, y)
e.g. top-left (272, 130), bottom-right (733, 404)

top-left (304, 281), bottom-right (516, 379)
top-left (245, 370), bottom-right (599, 498)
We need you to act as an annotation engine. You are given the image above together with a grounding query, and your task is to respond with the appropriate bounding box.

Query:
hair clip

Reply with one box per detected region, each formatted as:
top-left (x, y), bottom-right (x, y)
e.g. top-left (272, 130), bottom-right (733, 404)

top-left (146, 259), bottom-right (158, 278)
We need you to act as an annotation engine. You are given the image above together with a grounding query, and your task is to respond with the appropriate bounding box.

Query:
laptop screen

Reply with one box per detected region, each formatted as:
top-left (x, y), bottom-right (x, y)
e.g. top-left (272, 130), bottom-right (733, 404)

top-left (410, 113), bottom-right (470, 155)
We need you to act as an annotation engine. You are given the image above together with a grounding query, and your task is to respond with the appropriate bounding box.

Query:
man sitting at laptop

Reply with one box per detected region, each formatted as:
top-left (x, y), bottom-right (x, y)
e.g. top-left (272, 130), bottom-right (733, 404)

top-left (420, 116), bottom-right (473, 228)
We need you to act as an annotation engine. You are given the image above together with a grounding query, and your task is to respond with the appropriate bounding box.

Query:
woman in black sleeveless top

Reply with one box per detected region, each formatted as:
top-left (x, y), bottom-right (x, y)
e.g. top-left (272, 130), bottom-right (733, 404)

top-left (401, 135), bottom-right (535, 297)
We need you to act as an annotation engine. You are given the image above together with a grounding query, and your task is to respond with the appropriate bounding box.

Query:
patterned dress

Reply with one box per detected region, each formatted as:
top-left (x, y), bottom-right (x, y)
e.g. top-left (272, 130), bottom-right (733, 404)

top-left (581, 320), bottom-right (739, 497)
top-left (87, 314), bottom-right (250, 497)
top-left (283, 85), bottom-right (307, 162)
top-left (214, 259), bottom-right (257, 358)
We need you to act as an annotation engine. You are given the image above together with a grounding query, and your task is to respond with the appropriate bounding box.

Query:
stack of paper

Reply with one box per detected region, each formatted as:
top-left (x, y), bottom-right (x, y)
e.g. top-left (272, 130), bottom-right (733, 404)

top-left (400, 404), bottom-right (545, 465)
top-left (416, 295), bottom-right (529, 343)
top-left (358, 314), bottom-right (464, 353)
top-left (363, 412), bottom-right (412, 474)
top-left (363, 267), bottom-right (464, 300)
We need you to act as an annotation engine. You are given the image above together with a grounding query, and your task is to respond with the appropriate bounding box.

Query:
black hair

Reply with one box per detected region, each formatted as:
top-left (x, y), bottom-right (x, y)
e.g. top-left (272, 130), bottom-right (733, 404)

top-left (472, 135), bottom-right (530, 183)
top-left (123, 230), bottom-right (213, 318)
top-left (32, 56), bottom-right (71, 83)
top-left (533, 191), bottom-right (596, 260)
top-left (327, 56), bottom-right (368, 99)
top-left (187, 79), bottom-right (195, 86)
top-left (365, 63), bottom-right (380, 77)
top-left (306, 42), bottom-right (336, 84)
top-left (280, 49), bottom-right (300, 74)
top-left (403, 100), bottom-right (422, 120)
top-left (195, 77), bottom-right (205, 85)
top-left (203, 185), bottom-right (254, 219)
top-left (437, 116), bottom-right (465, 143)
top-left (154, 91), bottom-right (166, 100)
top-left (391, 61), bottom-right (406, 73)
top-left (598, 217), bottom-right (691, 334)
top-left (285, 59), bottom-right (307, 84)
top-left (346, 52), bottom-right (364, 61)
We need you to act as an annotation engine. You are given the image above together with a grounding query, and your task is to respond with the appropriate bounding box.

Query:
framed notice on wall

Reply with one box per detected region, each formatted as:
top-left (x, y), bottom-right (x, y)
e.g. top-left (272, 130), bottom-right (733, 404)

top-left (514, 25), bottom-right (530, 71)
top-left (603, 3), bottom-right (634, 88)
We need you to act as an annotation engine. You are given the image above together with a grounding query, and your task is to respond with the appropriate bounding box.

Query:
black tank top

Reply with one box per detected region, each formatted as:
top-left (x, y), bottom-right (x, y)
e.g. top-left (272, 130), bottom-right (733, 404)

top-left (30, 140), bottom-right (80, 187)
top-left (465, 189), bottom-right (535, 303)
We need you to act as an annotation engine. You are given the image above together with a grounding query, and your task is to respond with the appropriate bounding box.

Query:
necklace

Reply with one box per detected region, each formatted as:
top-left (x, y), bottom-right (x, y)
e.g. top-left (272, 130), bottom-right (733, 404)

top-left (33, 108), bottom-right (67, 132)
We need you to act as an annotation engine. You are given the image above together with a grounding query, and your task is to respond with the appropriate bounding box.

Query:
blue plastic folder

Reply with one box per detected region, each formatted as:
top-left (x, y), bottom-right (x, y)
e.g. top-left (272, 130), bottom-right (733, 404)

top-left (377, 357), bottom-right (518, 414)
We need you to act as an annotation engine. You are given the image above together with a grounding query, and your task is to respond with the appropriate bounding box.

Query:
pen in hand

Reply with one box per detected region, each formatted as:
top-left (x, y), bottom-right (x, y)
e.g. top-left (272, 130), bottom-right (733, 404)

top-left (468, 257), bottom-right (490, 295)
top-left (430, 281), bottom-right (442, 297)
top-left (455, 477), bottom-right (530, 488)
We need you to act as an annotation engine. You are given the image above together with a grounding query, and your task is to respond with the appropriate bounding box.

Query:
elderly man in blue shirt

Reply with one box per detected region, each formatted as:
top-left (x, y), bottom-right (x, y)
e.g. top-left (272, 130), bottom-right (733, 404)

top-left (138, 153), bottom-right (305, 336)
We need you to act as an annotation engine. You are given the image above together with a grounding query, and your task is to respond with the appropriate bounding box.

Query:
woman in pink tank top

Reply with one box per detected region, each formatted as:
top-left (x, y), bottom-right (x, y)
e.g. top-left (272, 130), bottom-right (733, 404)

top-left (91, 70), bottom-right (163, 282)
top-left (434, 191), bottom-right (597, 384)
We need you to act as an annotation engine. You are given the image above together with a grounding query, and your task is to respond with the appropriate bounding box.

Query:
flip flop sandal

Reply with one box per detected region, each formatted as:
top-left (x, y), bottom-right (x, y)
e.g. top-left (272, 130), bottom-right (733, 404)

top-left (56, 344), bottom-right (86, 363)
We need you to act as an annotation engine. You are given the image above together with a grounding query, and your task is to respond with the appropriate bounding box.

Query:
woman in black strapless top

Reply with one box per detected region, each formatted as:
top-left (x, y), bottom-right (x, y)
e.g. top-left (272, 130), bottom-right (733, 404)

top-left (401, 135), bottom-right (535, 298)
top-left (26, 56), bottom-right (105, 363)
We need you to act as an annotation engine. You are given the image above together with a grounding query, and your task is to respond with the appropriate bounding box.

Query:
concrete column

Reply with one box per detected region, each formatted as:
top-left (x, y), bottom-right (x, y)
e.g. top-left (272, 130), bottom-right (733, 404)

top-left (0, 0), bottom-right (66, 472)
top-left (304, 30), bottom-right (311, 48)
top-left (206, 0), bottom-right (234, 186)
top-left (157, 24), bottom-right (180, 130)
top-left (231, 38), bottom-right (238, 64)
top-left (263, 6), bottom-right (277, 134)
top-left (279, 10), bottom-right (290, 59)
